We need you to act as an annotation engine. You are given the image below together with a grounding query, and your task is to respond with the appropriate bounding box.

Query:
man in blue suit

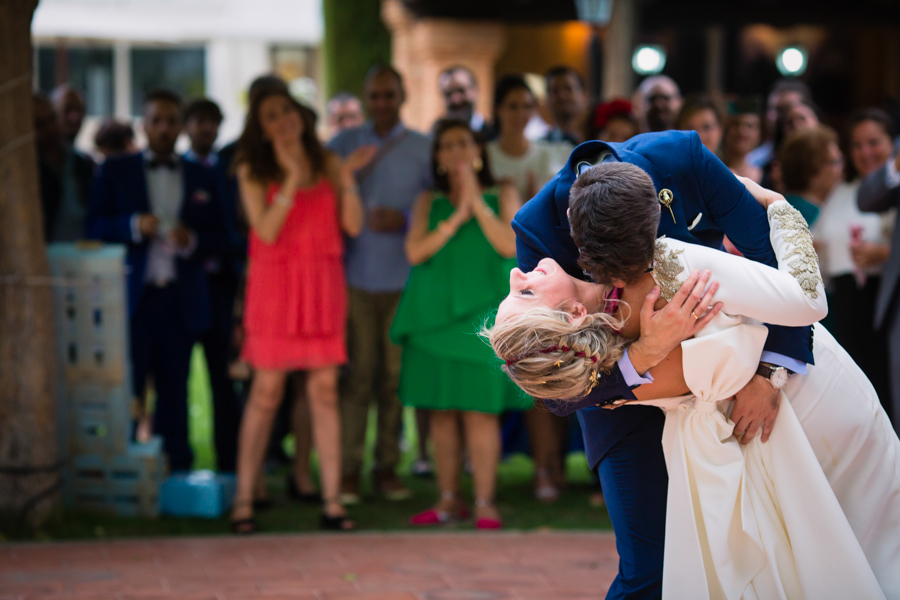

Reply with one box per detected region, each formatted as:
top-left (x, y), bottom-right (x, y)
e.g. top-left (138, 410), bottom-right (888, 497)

top-left (512, 130), bottom-right (813, 599)
top-left (183, 97), bottom-right (245, 473)
top-left (86, 89), bottom-right (226, 471)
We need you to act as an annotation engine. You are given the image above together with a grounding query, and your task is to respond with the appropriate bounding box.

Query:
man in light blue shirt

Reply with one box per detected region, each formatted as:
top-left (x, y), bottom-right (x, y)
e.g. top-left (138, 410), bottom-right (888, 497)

top-left (328, 65), bottom-right (431, 503)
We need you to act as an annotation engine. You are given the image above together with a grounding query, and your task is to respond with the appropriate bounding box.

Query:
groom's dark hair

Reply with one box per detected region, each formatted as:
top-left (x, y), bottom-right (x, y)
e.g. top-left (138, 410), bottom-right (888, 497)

top-left (569, 162), bottom-right (659, 286)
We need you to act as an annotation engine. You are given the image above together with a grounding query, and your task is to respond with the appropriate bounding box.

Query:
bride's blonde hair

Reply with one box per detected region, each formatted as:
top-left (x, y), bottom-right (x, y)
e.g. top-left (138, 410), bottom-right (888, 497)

top-left (482, 304), bottom-right (628, 401)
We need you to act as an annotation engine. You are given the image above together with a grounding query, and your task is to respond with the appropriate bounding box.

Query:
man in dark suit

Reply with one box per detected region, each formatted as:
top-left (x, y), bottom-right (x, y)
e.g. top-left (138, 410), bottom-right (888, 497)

top-left (513, 130), bottom-right (814, 599)
top-left (33, 93), bottom-right (94, 243)
top-left (86, 88), bottom-right (226, 471)
top-left (183, 97), bottom-right (243, 473)
top-left (857, 152), bottom-right (900, 432)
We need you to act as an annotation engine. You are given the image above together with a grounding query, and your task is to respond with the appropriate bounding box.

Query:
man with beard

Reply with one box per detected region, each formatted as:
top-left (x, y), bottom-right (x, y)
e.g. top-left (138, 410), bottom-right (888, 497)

top-left (638, 75), bottom-right (682, 133)
top-left (437, 65), bottom-right (492, 138)
top-left (86, 89), bottom-right (227, 472)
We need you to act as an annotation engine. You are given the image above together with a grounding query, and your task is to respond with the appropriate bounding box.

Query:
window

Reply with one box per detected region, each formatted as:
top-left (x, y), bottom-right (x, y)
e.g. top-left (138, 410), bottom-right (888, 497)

top-left (271, 45), bottom-right (318, 105)
top-left (130, 47), bottom-right (206, 115)
top-left (36, 46), bottom-right (114, 116)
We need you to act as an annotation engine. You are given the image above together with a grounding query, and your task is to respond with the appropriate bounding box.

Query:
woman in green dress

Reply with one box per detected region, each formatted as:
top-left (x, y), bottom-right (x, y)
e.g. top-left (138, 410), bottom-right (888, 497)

top-left (391, 119), bottom-right (528, 529)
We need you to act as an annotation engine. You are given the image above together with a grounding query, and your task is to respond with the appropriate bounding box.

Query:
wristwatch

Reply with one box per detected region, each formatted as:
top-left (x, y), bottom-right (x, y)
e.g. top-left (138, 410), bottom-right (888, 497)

top-left (756, 363), bottom-right (789, 389)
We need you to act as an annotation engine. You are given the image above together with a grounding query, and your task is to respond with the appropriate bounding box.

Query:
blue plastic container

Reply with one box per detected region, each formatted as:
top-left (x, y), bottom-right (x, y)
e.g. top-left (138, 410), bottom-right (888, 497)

top-left (159, 471), bottom-right (236, 518)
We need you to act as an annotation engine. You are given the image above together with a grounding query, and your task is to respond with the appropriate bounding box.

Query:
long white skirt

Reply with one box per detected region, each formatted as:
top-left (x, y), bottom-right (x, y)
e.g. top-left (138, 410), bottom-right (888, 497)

top-left (638, 323), bottom-right (900, 600)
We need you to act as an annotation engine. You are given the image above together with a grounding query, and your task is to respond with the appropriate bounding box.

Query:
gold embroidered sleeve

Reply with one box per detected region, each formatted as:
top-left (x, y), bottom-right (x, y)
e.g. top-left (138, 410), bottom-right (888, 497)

top-left (768, 202), bottom-right (823, 299)
top-left (652, 239), bottom-right (685, 301)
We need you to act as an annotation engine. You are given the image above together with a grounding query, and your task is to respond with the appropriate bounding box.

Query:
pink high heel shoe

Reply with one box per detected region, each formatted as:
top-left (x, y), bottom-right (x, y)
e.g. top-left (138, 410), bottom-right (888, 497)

top-left (409, 491), bottom-right (470, 526)
top-left (474, 498), bottom-right (502, 530)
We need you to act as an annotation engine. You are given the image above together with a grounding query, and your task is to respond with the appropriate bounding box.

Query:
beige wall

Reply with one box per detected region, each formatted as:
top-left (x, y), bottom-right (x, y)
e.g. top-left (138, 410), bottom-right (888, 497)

top-left (495, 22), bottom-right (592, 88)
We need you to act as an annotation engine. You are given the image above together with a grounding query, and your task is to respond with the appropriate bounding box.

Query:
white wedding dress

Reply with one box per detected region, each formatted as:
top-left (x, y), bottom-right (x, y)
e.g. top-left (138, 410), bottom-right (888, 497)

top-left (629, 201), bottom-right (900, 600)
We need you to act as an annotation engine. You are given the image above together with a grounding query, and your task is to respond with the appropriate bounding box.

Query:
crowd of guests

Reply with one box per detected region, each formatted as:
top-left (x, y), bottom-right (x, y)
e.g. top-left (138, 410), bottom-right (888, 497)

top-left (35, 61), bottom-right (900, 534)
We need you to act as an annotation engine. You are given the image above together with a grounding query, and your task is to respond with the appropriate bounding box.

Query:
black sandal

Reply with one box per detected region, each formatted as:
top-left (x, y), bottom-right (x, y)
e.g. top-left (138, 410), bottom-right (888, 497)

top-left (320, 512), bottom-right (357, 531)
top-left (320, 498), bottom-right (356, 531)
top-left (230, 500), bottom-right (256, 535)
top-left (253, 497), bottom-right (274, 511)
top-left (287, 474), bottom-right (321, 503)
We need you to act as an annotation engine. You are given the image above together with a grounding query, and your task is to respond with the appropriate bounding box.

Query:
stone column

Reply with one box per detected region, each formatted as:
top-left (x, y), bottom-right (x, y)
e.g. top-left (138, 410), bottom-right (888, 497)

top-left (382, 0), bottom-right (506, 132)
top-left (601, 0), bottom-right (635, 100)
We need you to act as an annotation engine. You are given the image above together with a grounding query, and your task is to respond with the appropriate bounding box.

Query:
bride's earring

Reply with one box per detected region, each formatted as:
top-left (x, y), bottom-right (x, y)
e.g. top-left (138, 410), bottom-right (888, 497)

top-left (473, 156), bottom-right (483, 172)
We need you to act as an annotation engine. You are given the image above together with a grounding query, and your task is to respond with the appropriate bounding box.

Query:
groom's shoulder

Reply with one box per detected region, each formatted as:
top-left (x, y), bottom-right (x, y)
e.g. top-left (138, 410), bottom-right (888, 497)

top-left (621, 129), bottom-right (698, 160)
top-left (514, 170), bottom-right (562, 232)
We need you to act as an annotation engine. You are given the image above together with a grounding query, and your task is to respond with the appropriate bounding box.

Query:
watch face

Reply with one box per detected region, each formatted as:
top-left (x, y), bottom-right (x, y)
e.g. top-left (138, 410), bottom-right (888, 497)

top-left (770, 368), bottom-right (789, 389)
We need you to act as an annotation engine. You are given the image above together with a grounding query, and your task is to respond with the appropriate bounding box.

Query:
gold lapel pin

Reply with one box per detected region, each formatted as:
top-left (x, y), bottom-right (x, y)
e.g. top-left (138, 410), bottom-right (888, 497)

top-left (659, 189), bottom-right (676, 224)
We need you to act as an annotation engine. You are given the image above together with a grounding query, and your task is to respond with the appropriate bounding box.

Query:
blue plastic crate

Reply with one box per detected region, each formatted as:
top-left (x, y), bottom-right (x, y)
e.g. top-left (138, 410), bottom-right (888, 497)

top-left (160, 471), bottom-right (236, 518)
top-left (66, 383), bottom-right (131, 457)
top-left (48, 243), bottom-right (130, 386)
top-left (63, 438), bottom-right (164, 517)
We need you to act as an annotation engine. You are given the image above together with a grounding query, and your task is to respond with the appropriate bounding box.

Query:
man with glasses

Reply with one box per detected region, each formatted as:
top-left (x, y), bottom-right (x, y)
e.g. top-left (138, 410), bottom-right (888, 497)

top-left (438, 65), bottom-right (492, 137)
top-left (328, 65), bottom-right (432, 505)
top-left (638, 75), bottom-right (682, 133)
top-left (326, 93), bottom-right (366, 140)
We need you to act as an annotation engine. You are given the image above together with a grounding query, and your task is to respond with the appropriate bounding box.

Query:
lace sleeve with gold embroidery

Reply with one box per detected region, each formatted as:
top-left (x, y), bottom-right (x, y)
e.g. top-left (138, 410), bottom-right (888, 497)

top-left (652, 239), bottom-right (686, 301)
top-left (768, 202), bottom-right (824, 299)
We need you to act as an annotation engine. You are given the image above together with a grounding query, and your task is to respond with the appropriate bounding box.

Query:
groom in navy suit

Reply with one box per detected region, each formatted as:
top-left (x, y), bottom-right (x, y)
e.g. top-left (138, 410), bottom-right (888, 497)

top-left (86, 89), bottom-right (226, 471)
top-left (513, 130), bottom-right (813, 599)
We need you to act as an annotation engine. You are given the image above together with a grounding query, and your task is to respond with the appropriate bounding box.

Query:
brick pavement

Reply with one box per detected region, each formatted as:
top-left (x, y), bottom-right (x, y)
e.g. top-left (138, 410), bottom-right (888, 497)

top-left (0, 532), bottom-right (619, 600)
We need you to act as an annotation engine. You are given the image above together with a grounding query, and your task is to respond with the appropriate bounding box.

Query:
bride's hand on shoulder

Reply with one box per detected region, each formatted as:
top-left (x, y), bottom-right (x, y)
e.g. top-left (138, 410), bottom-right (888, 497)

top-left (736, 175), bottom-right (785, 209)
top-left (629, 271), bottom-right (723, 373)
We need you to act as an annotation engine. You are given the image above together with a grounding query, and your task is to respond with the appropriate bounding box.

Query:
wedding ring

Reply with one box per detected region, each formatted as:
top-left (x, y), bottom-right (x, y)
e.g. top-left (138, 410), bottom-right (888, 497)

top-left (691, 311), bottom-right (699, 320)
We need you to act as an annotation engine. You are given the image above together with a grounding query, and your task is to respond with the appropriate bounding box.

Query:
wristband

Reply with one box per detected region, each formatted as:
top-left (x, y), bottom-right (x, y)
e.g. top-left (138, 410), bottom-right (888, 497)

top-left (274, 192), bottom-right (293, 208)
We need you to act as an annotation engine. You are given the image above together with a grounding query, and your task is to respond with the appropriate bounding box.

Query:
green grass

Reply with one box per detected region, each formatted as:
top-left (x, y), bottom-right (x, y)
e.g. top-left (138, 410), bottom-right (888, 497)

top-left (0, 347), bottom-right (611, 542)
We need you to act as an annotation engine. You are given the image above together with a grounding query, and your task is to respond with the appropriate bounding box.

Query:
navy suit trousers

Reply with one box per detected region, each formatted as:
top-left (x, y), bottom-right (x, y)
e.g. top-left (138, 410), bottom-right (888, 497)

top-left (200, 271), bottom-right (242, 473)
top-left (131, 285), bottom-right (196, 471)
top-left (599, 408), bottom-right (667, 600)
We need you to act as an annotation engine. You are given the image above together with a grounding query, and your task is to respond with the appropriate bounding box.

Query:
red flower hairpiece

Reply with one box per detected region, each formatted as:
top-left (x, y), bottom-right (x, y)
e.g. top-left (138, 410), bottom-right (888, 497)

top-left (505, 345), bottom-right (598, 367)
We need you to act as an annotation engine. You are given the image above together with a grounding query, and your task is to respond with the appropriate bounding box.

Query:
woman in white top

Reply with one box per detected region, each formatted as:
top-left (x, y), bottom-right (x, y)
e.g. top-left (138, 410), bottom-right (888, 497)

top-left (812, 108), bottom-right (894, 406)
top-left (487, 74), bottom-right (572, 502)
top-left (487, 75), bottom-right (571, 202)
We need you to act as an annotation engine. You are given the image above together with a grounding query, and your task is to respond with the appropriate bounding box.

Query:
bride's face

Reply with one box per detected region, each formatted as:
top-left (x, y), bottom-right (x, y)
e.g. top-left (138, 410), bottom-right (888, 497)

top-left (497, 258), bottom-right (580, 323)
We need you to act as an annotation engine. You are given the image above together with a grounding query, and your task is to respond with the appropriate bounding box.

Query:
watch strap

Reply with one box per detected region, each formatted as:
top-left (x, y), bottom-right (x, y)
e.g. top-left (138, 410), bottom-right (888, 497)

top-left (755, 364), bottom-right (774, 380)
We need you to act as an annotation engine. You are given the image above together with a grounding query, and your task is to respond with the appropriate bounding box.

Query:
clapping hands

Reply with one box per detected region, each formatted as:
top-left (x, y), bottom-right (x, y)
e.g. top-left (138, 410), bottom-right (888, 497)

top-left (343, 144), bottom-right (378, 176)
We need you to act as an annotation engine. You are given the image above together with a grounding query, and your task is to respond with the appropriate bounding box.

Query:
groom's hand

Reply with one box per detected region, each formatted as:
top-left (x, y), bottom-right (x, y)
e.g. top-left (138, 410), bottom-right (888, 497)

top-left (629, 270), bottom-right (723, 375)
top-left (731, 375), bottom-right (781, 443)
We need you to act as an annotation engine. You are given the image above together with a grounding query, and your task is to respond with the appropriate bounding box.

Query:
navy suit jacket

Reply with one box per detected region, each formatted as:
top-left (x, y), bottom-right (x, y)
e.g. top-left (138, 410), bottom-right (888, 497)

top-left (85, 152), bottom-right (227, 335)
top-left (513, 130), bottom-right (814, 467)
top-left (210, 141), bottom-right (249, 282)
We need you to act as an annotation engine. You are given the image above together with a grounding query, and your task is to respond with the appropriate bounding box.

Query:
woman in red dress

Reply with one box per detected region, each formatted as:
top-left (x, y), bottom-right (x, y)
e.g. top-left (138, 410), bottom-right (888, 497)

top-left (231, 87), bottom-right (374, 532)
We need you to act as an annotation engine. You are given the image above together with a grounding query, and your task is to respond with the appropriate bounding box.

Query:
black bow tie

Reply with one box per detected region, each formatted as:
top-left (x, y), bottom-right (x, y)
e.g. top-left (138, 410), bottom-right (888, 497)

top-left (148, 157), bottom-right (178, 170)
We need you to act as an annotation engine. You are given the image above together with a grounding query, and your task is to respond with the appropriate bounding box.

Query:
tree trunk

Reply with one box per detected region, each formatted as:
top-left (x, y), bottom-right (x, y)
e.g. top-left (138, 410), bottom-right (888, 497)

top-left (0, 0), bottom-right (59, 526)
top-left (322, 0), bottom-right (391, 99)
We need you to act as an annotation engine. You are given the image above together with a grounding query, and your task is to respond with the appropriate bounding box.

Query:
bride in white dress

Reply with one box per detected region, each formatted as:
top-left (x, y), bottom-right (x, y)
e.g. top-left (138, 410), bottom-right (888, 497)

top-left (487, 167), bottom-right (900, 599)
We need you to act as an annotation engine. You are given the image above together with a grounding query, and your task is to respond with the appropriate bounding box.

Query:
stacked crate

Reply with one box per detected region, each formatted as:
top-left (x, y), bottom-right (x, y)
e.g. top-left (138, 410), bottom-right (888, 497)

top-left (47, 243), bottom-right (164, 517)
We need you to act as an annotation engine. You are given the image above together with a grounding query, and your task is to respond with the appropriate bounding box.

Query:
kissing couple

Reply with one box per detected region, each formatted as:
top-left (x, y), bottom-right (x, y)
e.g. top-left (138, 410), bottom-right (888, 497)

top-left (486, 131), bottom-right (900, 600)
